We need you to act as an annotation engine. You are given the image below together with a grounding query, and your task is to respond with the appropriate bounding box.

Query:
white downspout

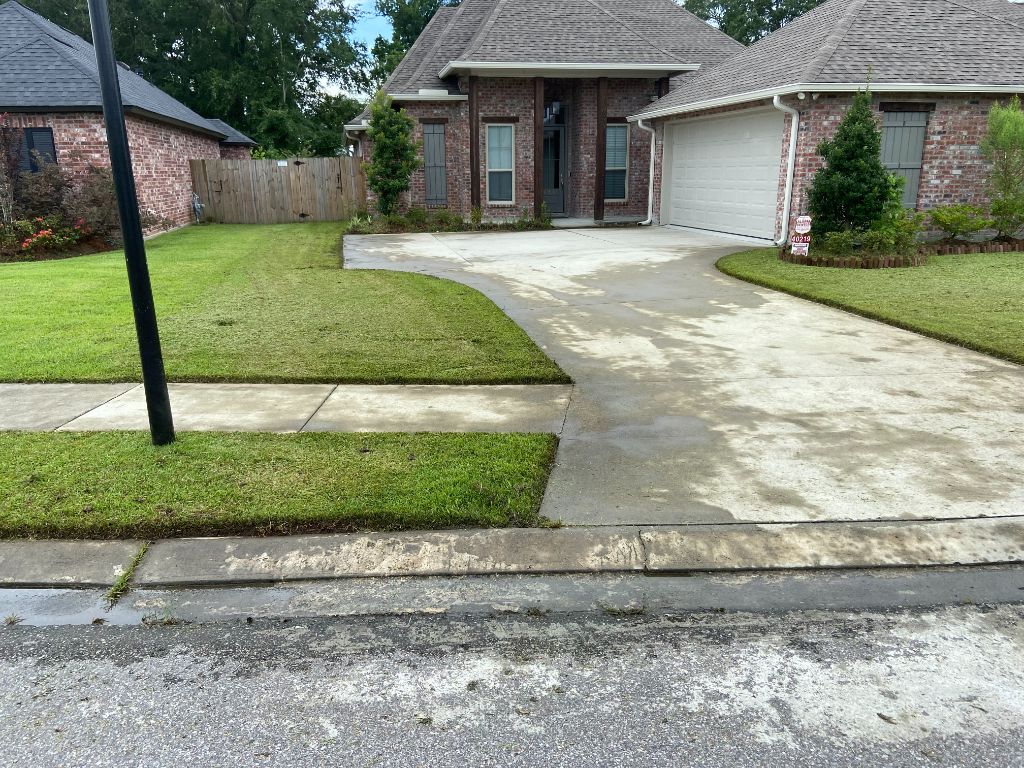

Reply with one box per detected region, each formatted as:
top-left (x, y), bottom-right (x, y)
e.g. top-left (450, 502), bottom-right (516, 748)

top-left (637, 118), bottom-right (657, 226)
top-left (773, 95), bottom-right (800, 246)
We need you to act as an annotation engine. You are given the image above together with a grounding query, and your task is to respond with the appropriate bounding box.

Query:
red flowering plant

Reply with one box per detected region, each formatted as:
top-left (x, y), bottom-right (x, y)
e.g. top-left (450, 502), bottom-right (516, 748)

top-left (14, 214), bottom-right (84, 254)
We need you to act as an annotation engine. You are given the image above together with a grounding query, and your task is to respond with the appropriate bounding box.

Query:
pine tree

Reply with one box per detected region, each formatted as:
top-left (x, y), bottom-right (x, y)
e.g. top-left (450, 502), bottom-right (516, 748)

top-left (808, 90), bottom-right (892, 235)
top-left (365, 93), bottom-right (420, 216)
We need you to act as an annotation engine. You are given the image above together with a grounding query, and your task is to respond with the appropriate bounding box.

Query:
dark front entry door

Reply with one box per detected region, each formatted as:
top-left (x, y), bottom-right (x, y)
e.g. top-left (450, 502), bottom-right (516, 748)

top-left (543, 126), bottom-right (565, 215)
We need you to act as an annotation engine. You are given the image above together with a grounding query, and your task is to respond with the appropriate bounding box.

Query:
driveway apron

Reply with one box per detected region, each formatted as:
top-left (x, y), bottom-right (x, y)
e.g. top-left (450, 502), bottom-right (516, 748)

top-left (344, 228), bottom-right (1024, 526)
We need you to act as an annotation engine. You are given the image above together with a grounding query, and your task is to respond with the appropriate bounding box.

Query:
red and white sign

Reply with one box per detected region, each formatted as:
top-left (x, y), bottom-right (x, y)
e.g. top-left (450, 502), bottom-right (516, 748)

top-left (794, 215), bottom-right (812, 235)
top-left (791, 232), bottom-right (811, 257)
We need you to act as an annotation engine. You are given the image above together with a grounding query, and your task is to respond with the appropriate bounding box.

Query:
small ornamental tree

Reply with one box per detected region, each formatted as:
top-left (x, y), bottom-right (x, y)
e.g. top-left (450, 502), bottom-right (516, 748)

top-left (365, 92), bottom-right (420, 216)
top-left (808, 90), bottom-right (892, 236)
top-left (982, 95), bottom-right (1024, 239)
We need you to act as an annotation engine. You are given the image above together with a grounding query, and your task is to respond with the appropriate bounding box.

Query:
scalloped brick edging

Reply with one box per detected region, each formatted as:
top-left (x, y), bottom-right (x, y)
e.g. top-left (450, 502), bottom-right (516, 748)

top-left (918, 239), bottom-right (1024, 256)
top-left (778, 250), bottom-right (927, 269)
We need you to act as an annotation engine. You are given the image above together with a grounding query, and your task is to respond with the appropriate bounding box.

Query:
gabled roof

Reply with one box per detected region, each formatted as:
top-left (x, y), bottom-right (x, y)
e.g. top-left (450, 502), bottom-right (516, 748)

top-left (635, 0), bottom-right (1024, 120)
top-left (0, 0), bottom-right (227, 138)
top-left (206, 119), bottom-right (257, 146)
top-left (382, 0), bottom-right (742, 94)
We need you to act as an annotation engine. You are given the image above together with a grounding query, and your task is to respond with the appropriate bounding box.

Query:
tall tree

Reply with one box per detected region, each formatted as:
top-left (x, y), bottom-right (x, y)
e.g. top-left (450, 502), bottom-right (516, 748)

top-left (681, 0), bottom-right (824, 45)
top-left (22, 0), bottom-right (362, 154)
top-left (358, 0), bottom-right (456, 94)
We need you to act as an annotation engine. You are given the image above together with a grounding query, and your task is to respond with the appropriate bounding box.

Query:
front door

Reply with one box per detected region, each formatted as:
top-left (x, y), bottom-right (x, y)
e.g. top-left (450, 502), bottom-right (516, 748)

top-left (543, 126), bottom-right (565, 215)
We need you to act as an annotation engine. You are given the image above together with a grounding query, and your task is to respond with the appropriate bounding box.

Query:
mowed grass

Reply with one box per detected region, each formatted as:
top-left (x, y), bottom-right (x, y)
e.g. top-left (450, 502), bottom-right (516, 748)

top-left (0, 223), bottom-right (568, 384)
top-left (718, 248), bottom-right (1024, 365)
top-left (0, 431), bottom-right (559, 539)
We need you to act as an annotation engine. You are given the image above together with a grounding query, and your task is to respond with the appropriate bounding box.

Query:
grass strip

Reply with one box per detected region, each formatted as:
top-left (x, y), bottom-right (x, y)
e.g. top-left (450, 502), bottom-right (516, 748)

top-left (105, 541), bottom-right (150, 607)
top-left (717, 248), bottom-right (1024, 365)
top-left (0, 431), bottom-right (559, 539)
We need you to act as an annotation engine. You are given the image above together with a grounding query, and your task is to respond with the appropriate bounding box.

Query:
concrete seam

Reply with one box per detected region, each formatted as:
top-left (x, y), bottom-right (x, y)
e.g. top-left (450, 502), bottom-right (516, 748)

top-left (298, 385), bottom-right (339, 432)
top-left (52, 383), bottom-right (142, 432)
top-left (429, 233), bottom-right (473, 264)
top-left (557, 383), bottom-right (575, 437)
top-left (637, 527), bottom-right (650, 573)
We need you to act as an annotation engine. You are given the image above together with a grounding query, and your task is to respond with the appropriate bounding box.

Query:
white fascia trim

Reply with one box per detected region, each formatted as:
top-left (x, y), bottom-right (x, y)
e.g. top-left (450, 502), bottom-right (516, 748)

top-left (629, 82), bottom-right (1024, 122)
top-left (390, 93), bottom-right (469, 102)
top-left (343, 123), bottom-right (368, 132)
top-left (439, 61), bottom-right (700, 78)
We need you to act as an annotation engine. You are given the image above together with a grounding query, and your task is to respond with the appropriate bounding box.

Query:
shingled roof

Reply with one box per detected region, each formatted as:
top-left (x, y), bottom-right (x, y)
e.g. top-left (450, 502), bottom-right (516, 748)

top-left (635, 0), bottom-right (1024, 120)
top-left (386, 0), bottom-right (740, 95)
top-left (0, 0), bottom-right (230, 139)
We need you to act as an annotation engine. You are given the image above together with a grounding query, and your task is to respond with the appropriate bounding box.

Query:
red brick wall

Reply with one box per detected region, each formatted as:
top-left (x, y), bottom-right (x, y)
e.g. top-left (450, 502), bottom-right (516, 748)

top-left (363, 76), bottom-right (661, 221)
top-left (7, 111), bottom-right (221, 232)
top-left (219, 145), bottom-right (252, 160)
top-left (652, 93), bottom-right (999, 240)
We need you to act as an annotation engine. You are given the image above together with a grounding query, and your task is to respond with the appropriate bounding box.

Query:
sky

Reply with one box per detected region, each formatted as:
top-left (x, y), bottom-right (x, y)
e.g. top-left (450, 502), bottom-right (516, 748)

top-left (350, 0), bottom-right (392, 47)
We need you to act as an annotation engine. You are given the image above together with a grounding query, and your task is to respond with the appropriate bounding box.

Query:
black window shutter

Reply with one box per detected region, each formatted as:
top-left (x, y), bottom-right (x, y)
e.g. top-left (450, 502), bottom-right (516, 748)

top-left (17, 132), bottom-right (31, 173)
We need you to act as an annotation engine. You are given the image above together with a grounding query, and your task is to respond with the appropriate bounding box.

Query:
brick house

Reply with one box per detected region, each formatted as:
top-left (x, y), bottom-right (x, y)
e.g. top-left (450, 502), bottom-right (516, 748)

top-left (345, 0), bottom-right (742, 221)
top-left (633, 0), bottom-right (1024, 242)
top-left (0, 1), bottom-right (256, 232)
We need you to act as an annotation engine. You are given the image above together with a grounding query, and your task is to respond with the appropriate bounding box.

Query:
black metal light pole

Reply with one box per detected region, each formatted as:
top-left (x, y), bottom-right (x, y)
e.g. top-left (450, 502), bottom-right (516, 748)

top-left (87, 0), bottom-right (174, 445)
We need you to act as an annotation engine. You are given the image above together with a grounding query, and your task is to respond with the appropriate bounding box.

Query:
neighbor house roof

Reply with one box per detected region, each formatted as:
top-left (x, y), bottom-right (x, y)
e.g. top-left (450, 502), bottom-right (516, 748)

top-left (634, 0), bottom-right (1024, 120)
top-left (346, 0), bottom-right (742, 130)
top-left (0, 0), bottom-right (229, 139)
top-left (206, 119), bottom-right (257, 146)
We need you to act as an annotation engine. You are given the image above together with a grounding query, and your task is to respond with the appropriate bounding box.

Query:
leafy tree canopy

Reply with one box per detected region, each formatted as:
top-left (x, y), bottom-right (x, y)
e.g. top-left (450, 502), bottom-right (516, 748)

top-left (365, 93), bottom-right (419, 216)
top-left (23, 0), bottom-right (363, 155)
top-left (357, 0), bottom-right (457, 94)
top-left (681, 0), bottom-right (824, 44)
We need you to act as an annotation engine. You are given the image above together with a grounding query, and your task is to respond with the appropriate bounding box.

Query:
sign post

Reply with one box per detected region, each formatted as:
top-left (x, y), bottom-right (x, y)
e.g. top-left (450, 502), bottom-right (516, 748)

top-left (87, 0), bottom-right (174, 445)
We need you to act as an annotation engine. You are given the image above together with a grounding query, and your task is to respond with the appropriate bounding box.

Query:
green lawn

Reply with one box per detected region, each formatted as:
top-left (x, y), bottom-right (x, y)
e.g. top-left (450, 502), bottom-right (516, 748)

top-left (0, 223), bottom-right (567, 384)
top-left (0, 431), bottom-right (558, 539)
top-left (718, 249), bottom-right (1024, 365)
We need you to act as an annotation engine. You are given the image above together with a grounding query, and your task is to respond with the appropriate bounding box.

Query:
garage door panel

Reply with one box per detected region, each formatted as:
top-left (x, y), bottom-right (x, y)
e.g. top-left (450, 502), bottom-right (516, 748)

top-left (667, 111), bottom-right (785, 240)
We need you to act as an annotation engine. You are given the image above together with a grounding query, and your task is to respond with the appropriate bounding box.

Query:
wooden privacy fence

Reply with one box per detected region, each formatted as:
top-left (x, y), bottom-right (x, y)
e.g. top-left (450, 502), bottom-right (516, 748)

top-left (190, 156), bottom-right (366, 224)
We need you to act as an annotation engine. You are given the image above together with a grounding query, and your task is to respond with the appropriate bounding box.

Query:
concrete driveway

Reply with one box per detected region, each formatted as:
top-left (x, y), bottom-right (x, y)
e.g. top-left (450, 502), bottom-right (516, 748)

top-left (344, 227), bottom-right (1024, 527)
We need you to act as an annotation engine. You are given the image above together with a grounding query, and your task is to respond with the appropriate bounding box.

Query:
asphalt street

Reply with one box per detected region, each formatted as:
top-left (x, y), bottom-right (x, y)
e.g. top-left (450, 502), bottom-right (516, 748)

top-left (2, 601), bottom-right (1023, 767)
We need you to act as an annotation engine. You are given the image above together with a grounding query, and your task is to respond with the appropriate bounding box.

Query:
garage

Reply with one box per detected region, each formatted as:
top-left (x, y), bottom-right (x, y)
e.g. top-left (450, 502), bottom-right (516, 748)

top-left (664, 109), bottom-right (785, 240)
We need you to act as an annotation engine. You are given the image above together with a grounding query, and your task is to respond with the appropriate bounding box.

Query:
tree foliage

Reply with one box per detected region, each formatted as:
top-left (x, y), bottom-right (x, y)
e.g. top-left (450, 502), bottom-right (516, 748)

top-left (358, 0), bottom-right (457, 94)
top-left (22, 0), bottom-right (362, 155)
top-left (982, 96), bottom-right (1024, 238)
top-left (808, 90), bottom-right (893, 236)
top-left (681, 0), bottom-right (824, 44)
top-left (365, 93), bottom-right (420, 216)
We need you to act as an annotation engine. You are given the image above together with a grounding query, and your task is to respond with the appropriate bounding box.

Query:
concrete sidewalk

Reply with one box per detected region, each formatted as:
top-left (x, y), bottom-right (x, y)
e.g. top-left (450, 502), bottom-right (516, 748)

top-left (0, 383), bottom-right (573, 433)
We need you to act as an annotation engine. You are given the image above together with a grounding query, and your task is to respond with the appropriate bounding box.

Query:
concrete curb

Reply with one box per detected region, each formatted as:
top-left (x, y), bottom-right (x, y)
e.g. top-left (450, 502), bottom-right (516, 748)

top-left (2, 517), bottom-right (1023, 588)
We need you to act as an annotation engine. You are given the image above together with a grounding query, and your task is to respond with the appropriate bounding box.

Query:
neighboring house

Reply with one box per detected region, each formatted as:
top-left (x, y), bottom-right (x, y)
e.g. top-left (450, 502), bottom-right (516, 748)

top-left (345, 0), bottom-right (743, 221)
top-left (632, 0), bottom-right (1024, 241)
top-left (0, 1), bottom-right (256, 231)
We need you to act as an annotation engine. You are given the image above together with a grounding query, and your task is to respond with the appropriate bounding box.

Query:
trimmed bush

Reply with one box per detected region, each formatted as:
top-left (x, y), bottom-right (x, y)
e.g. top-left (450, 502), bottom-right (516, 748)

top-left (930, 204), bottom-right (994, 241)
top-left (808, 89), bottom-right (892, 236)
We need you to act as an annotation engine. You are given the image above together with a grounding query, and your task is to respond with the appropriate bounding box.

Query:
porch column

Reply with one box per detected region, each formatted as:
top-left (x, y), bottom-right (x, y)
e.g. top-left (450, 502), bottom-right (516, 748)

top-left (594, 76), bottom-right (608, 222)
top-left (533, 77), bottom-right (546, 219)
top-left (469, 75), bottom-right (481, 209)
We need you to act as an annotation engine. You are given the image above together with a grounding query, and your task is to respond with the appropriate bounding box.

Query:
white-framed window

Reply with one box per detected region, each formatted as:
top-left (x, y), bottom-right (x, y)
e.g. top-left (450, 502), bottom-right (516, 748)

top-left (486, 124), bottom-right (515, 204)
top-left (605, 124), bottom-right (628, 202)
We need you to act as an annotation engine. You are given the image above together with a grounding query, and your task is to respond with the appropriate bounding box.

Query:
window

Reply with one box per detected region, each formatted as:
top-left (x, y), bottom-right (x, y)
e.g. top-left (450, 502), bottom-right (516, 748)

top-left (486, 124), bottom-right (514, 204)
top-left (422, 122), bottom-right (447, 206)
top-left (881, 111), bottom-right (929, 208)
top-left (605, 124), bottom-right (628, 202)
top-left (19, 128), bottom-right (56, 173)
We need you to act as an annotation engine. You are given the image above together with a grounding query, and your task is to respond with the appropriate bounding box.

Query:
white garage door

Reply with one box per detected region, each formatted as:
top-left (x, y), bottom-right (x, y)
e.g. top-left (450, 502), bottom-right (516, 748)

top-left (666, 110), bottom-right (785, 240)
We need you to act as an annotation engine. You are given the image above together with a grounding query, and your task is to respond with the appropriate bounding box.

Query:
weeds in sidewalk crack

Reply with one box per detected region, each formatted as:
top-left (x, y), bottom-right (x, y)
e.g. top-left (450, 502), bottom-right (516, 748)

top-left (105, 541), bottom-right (150, 608)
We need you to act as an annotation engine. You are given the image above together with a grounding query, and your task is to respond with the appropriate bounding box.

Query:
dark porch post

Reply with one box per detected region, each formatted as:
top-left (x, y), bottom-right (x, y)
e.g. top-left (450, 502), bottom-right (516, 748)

top-left (594, 77), bottom-right (608, 222)
top-left (533, 77), bottom-right (545, 219)
top-left (469, 76), bottom-right (481, 209)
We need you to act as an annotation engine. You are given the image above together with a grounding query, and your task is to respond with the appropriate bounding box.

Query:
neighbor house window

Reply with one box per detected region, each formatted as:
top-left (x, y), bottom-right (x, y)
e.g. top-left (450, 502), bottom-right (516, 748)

top-left (486, 124), bottom-right (514, 204)
top-left (19, 127), bottom-right (56, 173)
top-left (422, 122), bottom-right (447, 206)
top-left (605, 124), bottom-right (628, 202)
